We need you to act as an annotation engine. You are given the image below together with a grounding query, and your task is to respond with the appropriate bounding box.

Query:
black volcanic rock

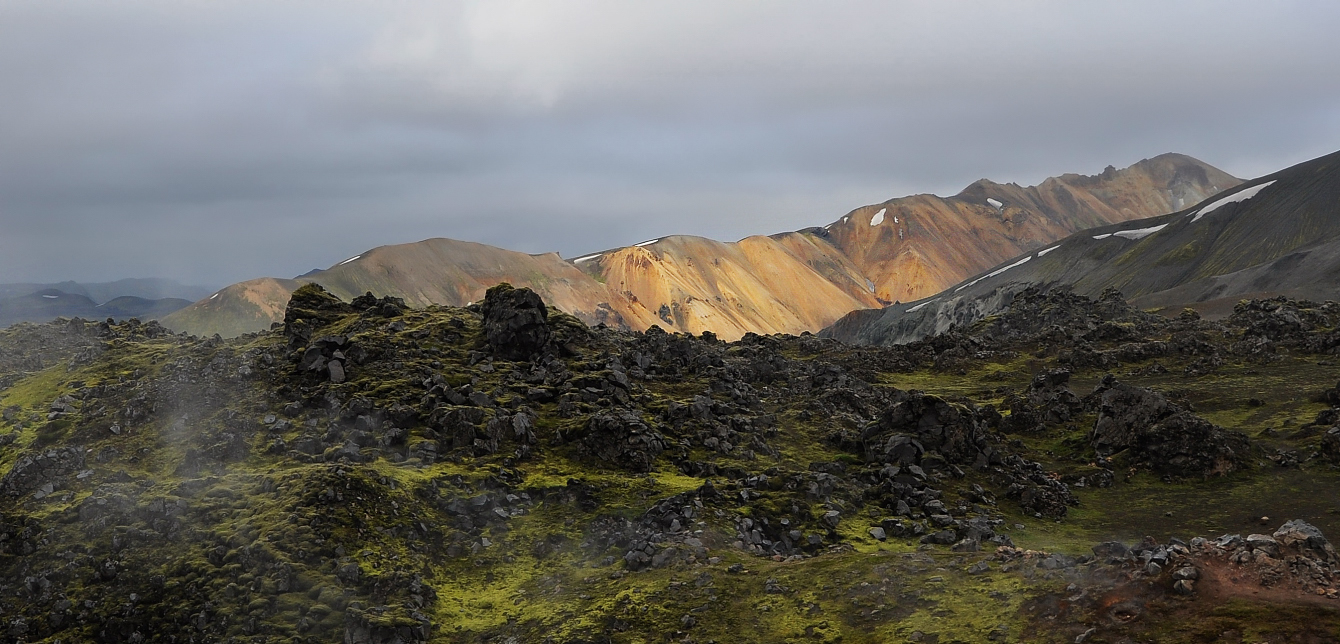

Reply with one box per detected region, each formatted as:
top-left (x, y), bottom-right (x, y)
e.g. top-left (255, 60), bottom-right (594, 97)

top-left (282, 283), bottom-right (354, 346)
top-left (1089, 376), bottom-right (1250, 476)
top-left (579, 408), bottom-right (665, 472)
top-left (481, 283), bottom-right (551, 360)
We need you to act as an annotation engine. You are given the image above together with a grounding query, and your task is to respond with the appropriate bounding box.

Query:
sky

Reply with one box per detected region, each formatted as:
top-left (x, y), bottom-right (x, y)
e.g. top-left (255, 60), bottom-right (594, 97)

top-left (2, 1), bottom-right (1339, 288)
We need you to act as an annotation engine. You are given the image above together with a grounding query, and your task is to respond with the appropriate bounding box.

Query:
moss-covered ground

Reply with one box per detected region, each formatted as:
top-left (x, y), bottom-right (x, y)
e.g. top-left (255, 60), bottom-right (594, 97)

top-left (1, 290), bottom-right (1339, 642)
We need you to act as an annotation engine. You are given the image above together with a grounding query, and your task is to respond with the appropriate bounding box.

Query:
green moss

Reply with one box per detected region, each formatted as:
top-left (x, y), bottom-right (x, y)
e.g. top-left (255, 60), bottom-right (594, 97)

top-left (1155, 239), bottom-right (1204, 266)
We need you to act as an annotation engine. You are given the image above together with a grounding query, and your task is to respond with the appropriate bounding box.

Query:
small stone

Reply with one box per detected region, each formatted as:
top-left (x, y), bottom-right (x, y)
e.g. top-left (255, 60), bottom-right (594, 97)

top-left (1245, 534), bottom-right (1280, 557)
top-left (868, 527), bottom-right (887, 541)
top-left (1172, 566), bottom-right (1199, 581)
top-left (1173, 579), bottom-right (1195, 595)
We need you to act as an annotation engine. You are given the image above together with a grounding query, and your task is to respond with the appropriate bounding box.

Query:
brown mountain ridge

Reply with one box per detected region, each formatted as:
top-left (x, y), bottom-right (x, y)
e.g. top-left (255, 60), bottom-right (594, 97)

top-left (162, 153), bottom-right (1238, 339)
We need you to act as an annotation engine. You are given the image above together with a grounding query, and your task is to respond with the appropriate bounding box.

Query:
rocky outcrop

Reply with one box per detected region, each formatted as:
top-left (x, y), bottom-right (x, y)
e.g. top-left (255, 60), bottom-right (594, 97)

top-left (1, 446), bottom-right (85, 498)
top-left (481, 283), bottom-right (551, 360)
top-left (1089, 376), bottom-right (1250, 476)
top-left (577, 409), bottom-right (665, 473)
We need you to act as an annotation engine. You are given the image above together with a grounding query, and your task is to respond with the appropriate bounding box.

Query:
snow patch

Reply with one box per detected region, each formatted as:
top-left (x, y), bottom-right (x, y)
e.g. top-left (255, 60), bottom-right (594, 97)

top-left (1189, 180), bottom-right (1277, 223)
top-left (1092, 233), bottom-right (1113, 240)
top-left (42, 294), bottom-right (58, 299)
top-left (1112, 224), bottom-right (1167, 240)
top-left (870, 208), bottom-right (886, 226)
top-left (986, 198), bottom-right (1003, 209)
top-left (209, 293), bottom-right (220, 300)
top-left (956, 255), bottom-right (1033, 292)
top-left (843, 216), bottom-right (849, 223)
top-left (906, 298), bottom-right (938, 313)
top-left (1037, 245), bottom-right (1060, 257)
top-left (986, 255), bottom-right (1031, 279)
top-left (338, 255), bottom-right (361, 266)
top-left (572, 254), bottom-right (602, 263)
top-left (634, 239), bottom-right (660, 247)
top-left (865, 279), bottom-right (875, 294)
top-left (893, 216), bottom-right (899, 224)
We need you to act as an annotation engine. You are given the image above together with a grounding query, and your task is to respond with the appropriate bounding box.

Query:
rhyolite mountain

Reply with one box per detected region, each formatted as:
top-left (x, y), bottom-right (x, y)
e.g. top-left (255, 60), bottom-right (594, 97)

top-left (3, 279), bottom-right (1340, 642)
top-left (163, 153), bottom-right (1236, 340)
top-left (825, 149), bottom-right (1340, 346)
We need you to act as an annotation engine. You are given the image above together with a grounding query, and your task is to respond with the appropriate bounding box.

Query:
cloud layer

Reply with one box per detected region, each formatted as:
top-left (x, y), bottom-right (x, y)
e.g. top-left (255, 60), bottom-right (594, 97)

top-left (3, 1), bottom-right (1338, 286)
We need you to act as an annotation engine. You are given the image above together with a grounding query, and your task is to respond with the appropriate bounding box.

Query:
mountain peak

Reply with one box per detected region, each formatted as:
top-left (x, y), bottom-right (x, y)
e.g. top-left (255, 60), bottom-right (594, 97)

top-left (159, 153), bottom-right (1241, 340)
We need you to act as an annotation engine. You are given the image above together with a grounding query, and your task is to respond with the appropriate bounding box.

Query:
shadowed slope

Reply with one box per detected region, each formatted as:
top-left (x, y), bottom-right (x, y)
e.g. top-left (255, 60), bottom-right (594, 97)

top-left (826, 149), bottom-right (1340, 345)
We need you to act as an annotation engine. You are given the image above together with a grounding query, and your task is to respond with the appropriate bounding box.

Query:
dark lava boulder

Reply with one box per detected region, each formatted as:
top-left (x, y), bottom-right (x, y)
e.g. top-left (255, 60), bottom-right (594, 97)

top-left (1027, 369), bottom-right (1084, 423)
top-left (1089, 376), bottom-right (1250, 476)
top-left (862, 391), bottom-right (998, 470)
top-left (481, 283), bottom-right (551, 360)
top-left (578, 409), bottom-right (664, 472)
top-left (1001, 369), bottom-right (1084, 433)
top-left (1226, 297), bottom-right (1324, 343)
top-left (282, 284), bottom-right (354, 347)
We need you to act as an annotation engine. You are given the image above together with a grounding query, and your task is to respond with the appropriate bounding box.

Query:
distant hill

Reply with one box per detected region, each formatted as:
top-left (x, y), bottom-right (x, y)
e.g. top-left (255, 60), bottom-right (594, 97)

top-left (0, 289), bottom-right (195, 328)
top-left (823, 149), bottom-right (1340, 345)
top-left (0, 278), bottom-right (213, 305)
top-left (163, 153), bottom-right (1237, 339)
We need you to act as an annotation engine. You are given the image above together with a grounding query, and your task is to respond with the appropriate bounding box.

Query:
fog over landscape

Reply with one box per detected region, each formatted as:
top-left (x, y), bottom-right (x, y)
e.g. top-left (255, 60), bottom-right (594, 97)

top-left (2, 1), bottom-right (1338, 286)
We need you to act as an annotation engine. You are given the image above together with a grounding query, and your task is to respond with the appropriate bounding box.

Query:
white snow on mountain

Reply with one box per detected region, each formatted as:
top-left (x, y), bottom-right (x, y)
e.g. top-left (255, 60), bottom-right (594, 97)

top-left (1112, 223), bottom-right (1167, 240)
top-left (906, 298), bottom-right (938, 313)
top-left (956, 255), bottom-right (1033, 292)
top-left (1189, 180), bottom-right (1277, 223)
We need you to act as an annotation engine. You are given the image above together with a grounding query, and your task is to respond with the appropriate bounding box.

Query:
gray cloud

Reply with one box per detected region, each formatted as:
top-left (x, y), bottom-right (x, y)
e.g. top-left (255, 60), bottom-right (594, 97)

top-left (2, 0), bottom-right (1338, 286)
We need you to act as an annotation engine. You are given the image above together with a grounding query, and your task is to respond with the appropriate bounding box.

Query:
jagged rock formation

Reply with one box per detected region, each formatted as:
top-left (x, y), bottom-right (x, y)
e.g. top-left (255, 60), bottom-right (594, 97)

top-left (480, 283), bottom-right (551, 360)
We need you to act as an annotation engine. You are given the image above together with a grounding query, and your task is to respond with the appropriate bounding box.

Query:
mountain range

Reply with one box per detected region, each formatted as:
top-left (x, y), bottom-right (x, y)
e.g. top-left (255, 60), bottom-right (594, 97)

top-left (0, 278), bottom-right (213, 304)
top-left (825, 149), bottom-right (1340, 345)
top-left (0, 278), bottom-right (212, 328)
top-left (162, 153), bottom-right (1236, 339)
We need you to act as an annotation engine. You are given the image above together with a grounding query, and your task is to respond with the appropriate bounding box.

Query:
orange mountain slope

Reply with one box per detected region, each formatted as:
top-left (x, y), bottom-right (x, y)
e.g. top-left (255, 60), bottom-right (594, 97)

top-left (162, 153), bottom-right (1237, 340)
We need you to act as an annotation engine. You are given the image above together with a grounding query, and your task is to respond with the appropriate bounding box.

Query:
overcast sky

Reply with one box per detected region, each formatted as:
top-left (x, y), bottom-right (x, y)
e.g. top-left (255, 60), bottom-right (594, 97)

top-left (2, 1), bottom-right (1338, 287)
